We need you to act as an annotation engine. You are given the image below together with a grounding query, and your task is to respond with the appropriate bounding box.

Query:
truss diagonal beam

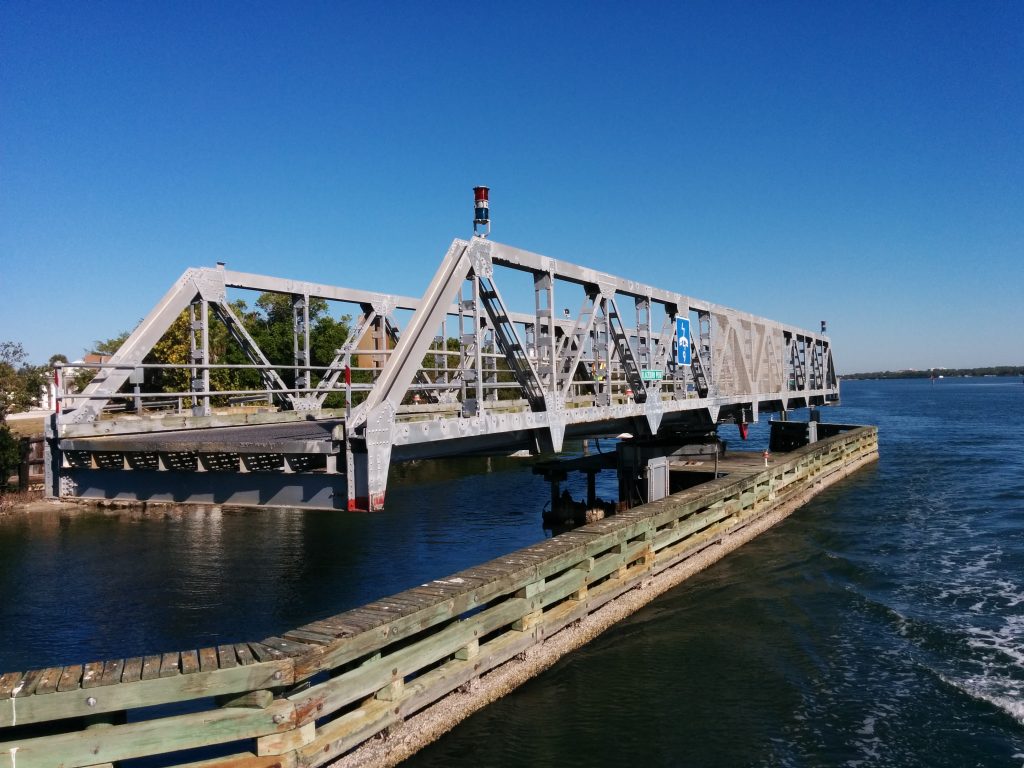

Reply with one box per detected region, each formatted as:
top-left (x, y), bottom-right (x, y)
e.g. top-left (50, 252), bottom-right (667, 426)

top-left (606, 295), bottom-right (647, 403)
top-left (349, 239), bottom-right (473, 430)
top-left (477, 273), bottom-right (546, 411)
top-left (559, 293), bottom-right (600, 399)
top-left (210, 301), bottom-right (293, 404)
top-left (65, 268), bottom-right (213, 423)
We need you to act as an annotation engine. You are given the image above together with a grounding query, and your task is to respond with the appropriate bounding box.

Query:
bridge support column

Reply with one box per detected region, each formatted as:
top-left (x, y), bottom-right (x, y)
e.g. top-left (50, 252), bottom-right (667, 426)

top-left (43, 415), bottom-right (61, 500)
top-left (348, 404), bottom-right (396, 512)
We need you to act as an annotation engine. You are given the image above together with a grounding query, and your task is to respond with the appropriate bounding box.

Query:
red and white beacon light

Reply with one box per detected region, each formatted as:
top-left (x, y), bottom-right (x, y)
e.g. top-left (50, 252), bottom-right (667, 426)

top-left (473, 185), bottom-right (490, 238)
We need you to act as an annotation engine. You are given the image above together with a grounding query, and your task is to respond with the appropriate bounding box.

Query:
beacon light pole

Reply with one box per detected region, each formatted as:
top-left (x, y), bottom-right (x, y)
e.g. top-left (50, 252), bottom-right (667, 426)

top-left (473, 185), bottom-right (490, 237)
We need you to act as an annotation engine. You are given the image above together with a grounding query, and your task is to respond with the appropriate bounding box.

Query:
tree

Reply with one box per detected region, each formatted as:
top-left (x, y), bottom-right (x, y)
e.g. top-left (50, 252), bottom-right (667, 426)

top-left (0, 341), bottom-right (30, 490)
top-left (0, 427), bottom-right (18, 491)
top-left (62, 295), bottom-right (356, 411)
top-left (92, 333), bottom-right (130, 356)
top-left (0, 341), bottom-right (28, 421)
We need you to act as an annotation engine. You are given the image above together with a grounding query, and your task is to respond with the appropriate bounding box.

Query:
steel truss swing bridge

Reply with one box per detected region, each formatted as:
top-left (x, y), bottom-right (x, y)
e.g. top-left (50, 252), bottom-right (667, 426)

top-left (49, 236), bottom-right (839, 510)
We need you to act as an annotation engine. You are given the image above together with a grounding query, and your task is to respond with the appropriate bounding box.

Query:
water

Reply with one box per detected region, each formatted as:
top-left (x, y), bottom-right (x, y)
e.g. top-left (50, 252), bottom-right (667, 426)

top-left (2, 378), bottom-right (1023, 766)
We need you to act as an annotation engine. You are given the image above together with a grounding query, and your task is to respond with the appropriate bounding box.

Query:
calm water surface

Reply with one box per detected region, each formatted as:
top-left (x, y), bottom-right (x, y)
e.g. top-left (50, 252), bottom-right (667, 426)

top-left (2, 378), bottom-right (1023, 767)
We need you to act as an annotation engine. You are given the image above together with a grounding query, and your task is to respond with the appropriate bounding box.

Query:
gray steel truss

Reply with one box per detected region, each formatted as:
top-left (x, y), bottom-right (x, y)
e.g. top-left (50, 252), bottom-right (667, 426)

top-left (50, 237), bottom-right (839, 511)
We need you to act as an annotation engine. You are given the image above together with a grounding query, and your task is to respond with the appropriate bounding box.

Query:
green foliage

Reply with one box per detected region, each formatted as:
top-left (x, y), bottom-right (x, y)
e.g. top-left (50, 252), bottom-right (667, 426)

top-left (1, 341), bottom-right (26, 368)
top-left (0, 425), bottom-right (19, 490)
top-left (75, 294), bottom-right (354, 409)
top-left (92, 332), bottom-right (130, 356)
top-left (1, 341), bottom-right (47, 419)
top-left (843, 366), bottom-right (1023, 380)
top-left (0, 342), bottom-right (26, 420)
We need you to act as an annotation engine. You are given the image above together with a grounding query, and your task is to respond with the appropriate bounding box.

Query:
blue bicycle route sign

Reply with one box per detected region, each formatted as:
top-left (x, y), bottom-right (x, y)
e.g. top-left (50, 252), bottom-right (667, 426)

top-left (676, 317), bottom-right (691, 366)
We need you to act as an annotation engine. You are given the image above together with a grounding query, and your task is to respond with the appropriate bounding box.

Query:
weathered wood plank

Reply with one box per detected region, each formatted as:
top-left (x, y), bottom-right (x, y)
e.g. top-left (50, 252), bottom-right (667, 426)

top-left (362, 600), bottom-right (416, 617)
top-left (408, 586), bottom-right (460, 603)
top-left (260, 636), bottom-right (312, 657)
top-left (99, 659), bottom-right (124, 687)
top-left (652, 506), bottom-right (733, 552)
top-left (290, 597), bottom-right (530, 725)
top-left (248, 643), bottom-right (286, 663)
top-left (141, 655), bottom-right (162, 681)
top-left (199, 647), bottom-right (219, 672)
top-left (375, 593), bottom-right (435, 610)
top-left (306, 614), bottom-right (367, 632)
top-left (299, 620), bottom-right (359, 638)
top-left (0, 659), bottom-right (293, 728)
top-left (32, 667), bottom-right (62, 695)
top-left (296, 697), bottom-right (395, 768)
top-left (181, 650), bottom-right (200, 675)
top-left (0, 699), bottom-right (296, 768)
top-left (351, 605), bottom-right (405, 624)
top-left (161, 652), bottom-right (181, 677)
top-left (218, 689), bottom-right (274, 710)
top-left (121, 657), bottom-right (143, 684)
top-left (0, 672), bottom-right (23, 698)
top-left (12, 669), bottom-right (42, 697)
top-left (335, 609), bottom-right (390, 629)
top-left (235, 644), bottom-right (256, 666)
top-left (57, 665), bottom-right (82, 692)
top-left (393, 588), bottom-right (447, 605)
top-left (170, 751), bottom-right (296, 768)
top-left (218, 645), bottom-right (238, 669)
top-left (427, 575), bottom-right (490, 595)
top-left (256, 720), bottom-right (315, 756)
top-left (82, 661), bottom-right (105, 689)
top-left (282, 629), bottom-right (336, 646)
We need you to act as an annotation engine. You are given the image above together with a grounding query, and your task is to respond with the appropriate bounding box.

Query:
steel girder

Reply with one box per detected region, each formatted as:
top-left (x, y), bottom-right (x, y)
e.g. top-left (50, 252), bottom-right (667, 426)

top-left (53, 236), bottom-right (839, 511)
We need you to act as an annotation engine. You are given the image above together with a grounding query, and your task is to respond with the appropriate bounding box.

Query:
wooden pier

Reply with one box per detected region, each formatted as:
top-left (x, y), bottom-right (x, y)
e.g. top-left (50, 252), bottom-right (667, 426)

top-left (0, 425), bottom-right (878, 768)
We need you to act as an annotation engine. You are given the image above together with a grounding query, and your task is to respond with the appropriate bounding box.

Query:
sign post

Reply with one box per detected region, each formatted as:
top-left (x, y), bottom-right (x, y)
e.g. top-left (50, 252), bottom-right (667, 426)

top-left (675, 317), bottom-right (691, 366)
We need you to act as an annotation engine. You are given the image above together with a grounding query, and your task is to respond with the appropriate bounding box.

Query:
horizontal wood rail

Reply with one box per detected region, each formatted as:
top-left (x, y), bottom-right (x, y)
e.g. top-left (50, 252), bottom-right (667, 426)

top-left (1, 426), bottom-right (878, 768)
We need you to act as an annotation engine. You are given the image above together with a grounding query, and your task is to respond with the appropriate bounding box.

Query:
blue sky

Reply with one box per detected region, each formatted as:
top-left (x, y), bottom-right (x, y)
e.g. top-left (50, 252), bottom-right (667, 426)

top-left (2, 1), bottom-right (1021, 374)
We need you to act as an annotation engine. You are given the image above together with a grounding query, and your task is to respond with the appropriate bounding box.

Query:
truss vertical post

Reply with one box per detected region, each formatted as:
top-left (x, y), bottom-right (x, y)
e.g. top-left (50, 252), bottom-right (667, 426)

top-left (458, 281), bottom-right (471, 410)
top-left (189, 299), bottom-right (211, 416)
top-left (372, 315), bottom-right (386, 371)
top-left (473, 274), bottom-right (485, 408)
top-left (698, 310), bottom-right (714, 396)
top-left (293, 294), bottom-right (310, 393)
top-left (635, 296), bottom-right (651, 372)
top-left (433, 333), bottom-right (447, 391)
top-left (594, 296), bottom-right (612, 405)
top-left (534, 272), bottom-right (557, 399)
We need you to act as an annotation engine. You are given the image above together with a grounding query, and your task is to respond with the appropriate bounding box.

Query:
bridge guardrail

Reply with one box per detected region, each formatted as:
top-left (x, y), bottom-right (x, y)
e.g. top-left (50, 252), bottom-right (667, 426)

top-left (1, 426), bottom-right (878, 768)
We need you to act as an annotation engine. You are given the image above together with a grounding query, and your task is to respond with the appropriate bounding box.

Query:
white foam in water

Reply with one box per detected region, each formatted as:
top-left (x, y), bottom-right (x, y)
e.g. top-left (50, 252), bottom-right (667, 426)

top-left (941, 672), bottom-right (1024, 726)
top-left (888, 516), bottom-right (1024, 735)
top-left (965, 615), bottom-right (1024, 668)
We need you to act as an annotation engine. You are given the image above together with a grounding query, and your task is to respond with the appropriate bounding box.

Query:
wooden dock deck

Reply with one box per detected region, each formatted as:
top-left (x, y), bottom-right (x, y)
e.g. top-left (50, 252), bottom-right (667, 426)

top-left (0, 425), bottom-right (878, 768)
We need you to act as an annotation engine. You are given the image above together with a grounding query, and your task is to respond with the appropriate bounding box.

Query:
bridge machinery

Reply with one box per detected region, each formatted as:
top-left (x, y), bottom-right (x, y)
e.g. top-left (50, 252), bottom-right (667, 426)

top-left (48, 236), bottom-right (839, 511)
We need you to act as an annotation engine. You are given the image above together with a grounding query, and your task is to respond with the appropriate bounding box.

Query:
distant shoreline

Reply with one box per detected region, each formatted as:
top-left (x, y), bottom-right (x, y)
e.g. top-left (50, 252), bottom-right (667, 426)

top-left (841, 367), bottom-right (1022, 380)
